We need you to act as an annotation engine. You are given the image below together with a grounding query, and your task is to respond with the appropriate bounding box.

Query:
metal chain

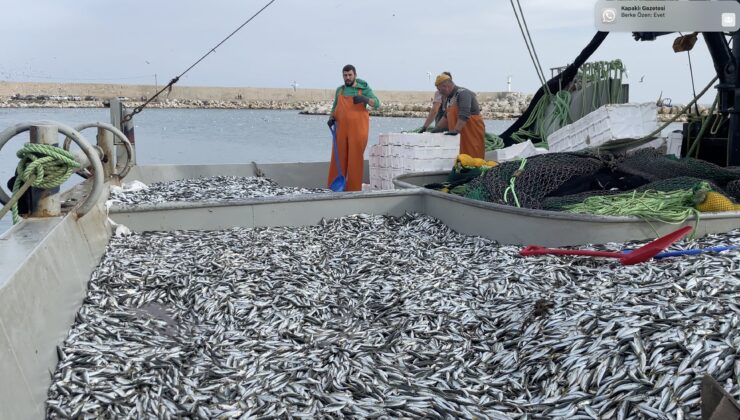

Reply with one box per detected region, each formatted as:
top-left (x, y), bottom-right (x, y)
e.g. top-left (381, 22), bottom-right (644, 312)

top-left (123, 0), bottom-right (277, 122)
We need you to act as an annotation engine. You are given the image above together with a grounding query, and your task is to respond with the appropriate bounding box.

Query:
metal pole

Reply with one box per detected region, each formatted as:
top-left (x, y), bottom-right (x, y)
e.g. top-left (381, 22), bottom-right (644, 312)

top-left (29, 124), bottom-right (61, 217)
top-left (110, 97), bottom-right (137, 171)
top-left (122, 115), bottom-right (136, 166)
top-left (728, 31), bottom-right (740, 166)
top-left (97, 127), bottom-right (115, 178)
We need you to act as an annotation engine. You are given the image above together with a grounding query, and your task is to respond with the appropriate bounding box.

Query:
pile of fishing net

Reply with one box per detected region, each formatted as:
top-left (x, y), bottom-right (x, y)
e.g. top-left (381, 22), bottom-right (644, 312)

top-left (449, 148), bottom-right (740, 218)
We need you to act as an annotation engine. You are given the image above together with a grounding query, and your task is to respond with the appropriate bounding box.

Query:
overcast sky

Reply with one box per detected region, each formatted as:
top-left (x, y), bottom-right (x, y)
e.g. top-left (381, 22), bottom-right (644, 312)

top-left (0, 0), bottom-right (722, 104)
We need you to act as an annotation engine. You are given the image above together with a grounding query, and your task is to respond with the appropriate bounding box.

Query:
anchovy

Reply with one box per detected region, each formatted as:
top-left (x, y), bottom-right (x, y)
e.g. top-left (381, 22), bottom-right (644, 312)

top-left (46, 214), bottom-right (740, 418)
top-left (110, 175), bottom-right (328, 205)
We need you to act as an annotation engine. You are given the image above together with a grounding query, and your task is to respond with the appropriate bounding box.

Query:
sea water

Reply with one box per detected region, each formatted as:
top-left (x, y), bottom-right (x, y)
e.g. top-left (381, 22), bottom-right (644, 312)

top-left (0, 108), bottom-right (514, 233)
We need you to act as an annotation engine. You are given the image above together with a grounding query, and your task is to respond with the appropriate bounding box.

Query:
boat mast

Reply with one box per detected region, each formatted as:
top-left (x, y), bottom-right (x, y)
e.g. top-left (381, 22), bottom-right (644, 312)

top-left (729, 31), bottom-right (740, 165)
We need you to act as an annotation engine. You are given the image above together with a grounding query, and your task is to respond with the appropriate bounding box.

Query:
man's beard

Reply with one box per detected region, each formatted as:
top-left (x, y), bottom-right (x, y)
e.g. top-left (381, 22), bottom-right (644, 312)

top-left (344, 79), bottom-right (354, 87)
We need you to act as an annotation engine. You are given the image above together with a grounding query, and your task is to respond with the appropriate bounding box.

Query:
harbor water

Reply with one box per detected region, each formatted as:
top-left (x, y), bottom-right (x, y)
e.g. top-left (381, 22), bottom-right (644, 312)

top-left (0, 108), bottom-right (513, 233)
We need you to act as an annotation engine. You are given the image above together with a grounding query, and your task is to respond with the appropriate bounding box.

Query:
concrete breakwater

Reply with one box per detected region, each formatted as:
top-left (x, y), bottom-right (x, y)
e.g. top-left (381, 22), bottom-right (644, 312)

top-left (0, 81), bottom-right (534, 119)
top-left (0, 97), bottom-right (527, 119)
top-left (0, 81), bottom-right (705, 121)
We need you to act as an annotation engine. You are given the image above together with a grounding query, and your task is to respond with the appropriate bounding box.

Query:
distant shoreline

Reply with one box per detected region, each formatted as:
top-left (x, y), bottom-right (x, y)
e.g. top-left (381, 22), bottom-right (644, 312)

top-left (0, 80), bottom-right (700, 121)
top-left (0, 80), bottom-right (532, 119)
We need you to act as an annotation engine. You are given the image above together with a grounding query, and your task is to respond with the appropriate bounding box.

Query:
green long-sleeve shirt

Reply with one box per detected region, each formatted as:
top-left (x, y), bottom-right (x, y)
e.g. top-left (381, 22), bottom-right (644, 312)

top-left (330, 78), bottom-right (381, 113)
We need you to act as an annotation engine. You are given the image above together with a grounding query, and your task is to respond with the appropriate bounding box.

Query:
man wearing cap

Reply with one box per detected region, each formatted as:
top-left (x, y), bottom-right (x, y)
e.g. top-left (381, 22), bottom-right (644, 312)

top-left (434, 74), bottom-right (485, 159)
top-left (420, 71), bottom-right (452, 133)
top-left (326, 64), bottom-right (381, 191)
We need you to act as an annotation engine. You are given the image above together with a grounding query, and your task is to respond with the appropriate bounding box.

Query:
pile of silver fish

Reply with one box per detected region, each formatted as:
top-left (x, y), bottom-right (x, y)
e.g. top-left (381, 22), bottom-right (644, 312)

top-left (111, 176), bottom-right (327, 205)
top-left (48, 214), bottom-right (740, 419)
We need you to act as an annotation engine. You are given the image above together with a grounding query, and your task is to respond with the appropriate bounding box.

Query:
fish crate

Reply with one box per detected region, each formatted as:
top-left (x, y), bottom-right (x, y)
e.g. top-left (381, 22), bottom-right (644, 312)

top-left (369, 133), bottom-right (458, 190)
top-left (547, 103), bottom-right (658, 153)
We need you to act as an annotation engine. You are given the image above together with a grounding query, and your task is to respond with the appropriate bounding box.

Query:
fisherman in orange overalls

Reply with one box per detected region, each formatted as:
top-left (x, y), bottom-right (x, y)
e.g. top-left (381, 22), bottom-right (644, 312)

top-left (434, 74), bottom-right (485, 159)
top-left (327, 64), bottom-right (381, 191)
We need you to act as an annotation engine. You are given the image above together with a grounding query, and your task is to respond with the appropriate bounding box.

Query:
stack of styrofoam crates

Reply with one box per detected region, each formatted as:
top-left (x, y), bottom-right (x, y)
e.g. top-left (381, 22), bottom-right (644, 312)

top-left (369, 133), bottom-right (459, 190)
top-left (547, 103), bottom-right (658, 153)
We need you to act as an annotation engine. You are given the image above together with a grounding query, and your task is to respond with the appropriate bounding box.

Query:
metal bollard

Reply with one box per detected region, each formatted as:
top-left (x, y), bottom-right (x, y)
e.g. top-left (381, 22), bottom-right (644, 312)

top-left (30, 124), bottom-right (61, 217)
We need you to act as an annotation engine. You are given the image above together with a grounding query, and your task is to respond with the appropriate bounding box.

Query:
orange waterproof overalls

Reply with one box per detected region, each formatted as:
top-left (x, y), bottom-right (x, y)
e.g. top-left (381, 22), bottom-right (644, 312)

top-left (447, 98), bottom-right (485, 159)
top-left (327, 87), bottom-right (369, 191)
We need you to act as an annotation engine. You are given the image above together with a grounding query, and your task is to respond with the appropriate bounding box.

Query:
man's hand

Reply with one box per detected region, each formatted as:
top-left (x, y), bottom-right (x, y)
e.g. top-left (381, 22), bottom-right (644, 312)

top-left (353, 95), bottom-right (371, 105)
top-left (327, 117), bottom-right (336, 128)
top-left (418, 126), bottom-right (428, 133)
top-left (445, 130), bottom-right (459, 136)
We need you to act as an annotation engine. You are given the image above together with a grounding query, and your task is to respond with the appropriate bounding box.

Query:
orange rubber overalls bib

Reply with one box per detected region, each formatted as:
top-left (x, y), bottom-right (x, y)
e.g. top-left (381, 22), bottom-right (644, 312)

top-left (447, 99), bottom-right (485, 159)
top-left (328, 87), bottom-right (369, 191)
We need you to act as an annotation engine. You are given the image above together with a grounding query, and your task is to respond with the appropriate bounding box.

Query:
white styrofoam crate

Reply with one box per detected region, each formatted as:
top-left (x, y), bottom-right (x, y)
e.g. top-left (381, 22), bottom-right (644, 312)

top-left (369, 132), bottom-right (464, 190)
top-left (431, 147), bottom-right (459, 159)
top-left (391, 156), bottom-right (404, 169)
top-left (667, 131), bottom-right (683, 157)
top-left (403, 158), bottom-right (456, 172)
top-left (547, 103), bottom-right (658, 152)
top-left (373, 167), bottom-right (387, 180)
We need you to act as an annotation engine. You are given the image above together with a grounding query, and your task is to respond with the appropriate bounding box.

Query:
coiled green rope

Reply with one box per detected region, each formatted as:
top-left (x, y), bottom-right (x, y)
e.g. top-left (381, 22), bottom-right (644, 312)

top-left (511, 59), bottom-right (624, 145)
top-left (3, 143), bottom-right (81, 224)
top-left (511, 89), bottom-right (571, 146)
top-left (485, 132), bottom-right (505, 151)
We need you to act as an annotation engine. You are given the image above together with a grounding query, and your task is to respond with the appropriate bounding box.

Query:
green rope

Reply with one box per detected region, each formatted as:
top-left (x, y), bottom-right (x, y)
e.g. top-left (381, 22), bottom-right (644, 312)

top-left (510, 85), bottom-right (571, 145)
top-left (550, 90), bottom-right (572, 128)
top-left (5, 143), bottom-right (81, 224)
top-left (686, 93), bottom-right (719, 158)
top-left (511, 95), bottom-right (550, 144)
top-left (503, 158), bottom-right (527, 207)
top-left (578, 59), bottom-right (625, 119)
top-left (510, 59), bottom-right (625, 146)
top-left (485, 132), bottom-right (505, 151)
top-left (563, 186), bottom-right (701, 226)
